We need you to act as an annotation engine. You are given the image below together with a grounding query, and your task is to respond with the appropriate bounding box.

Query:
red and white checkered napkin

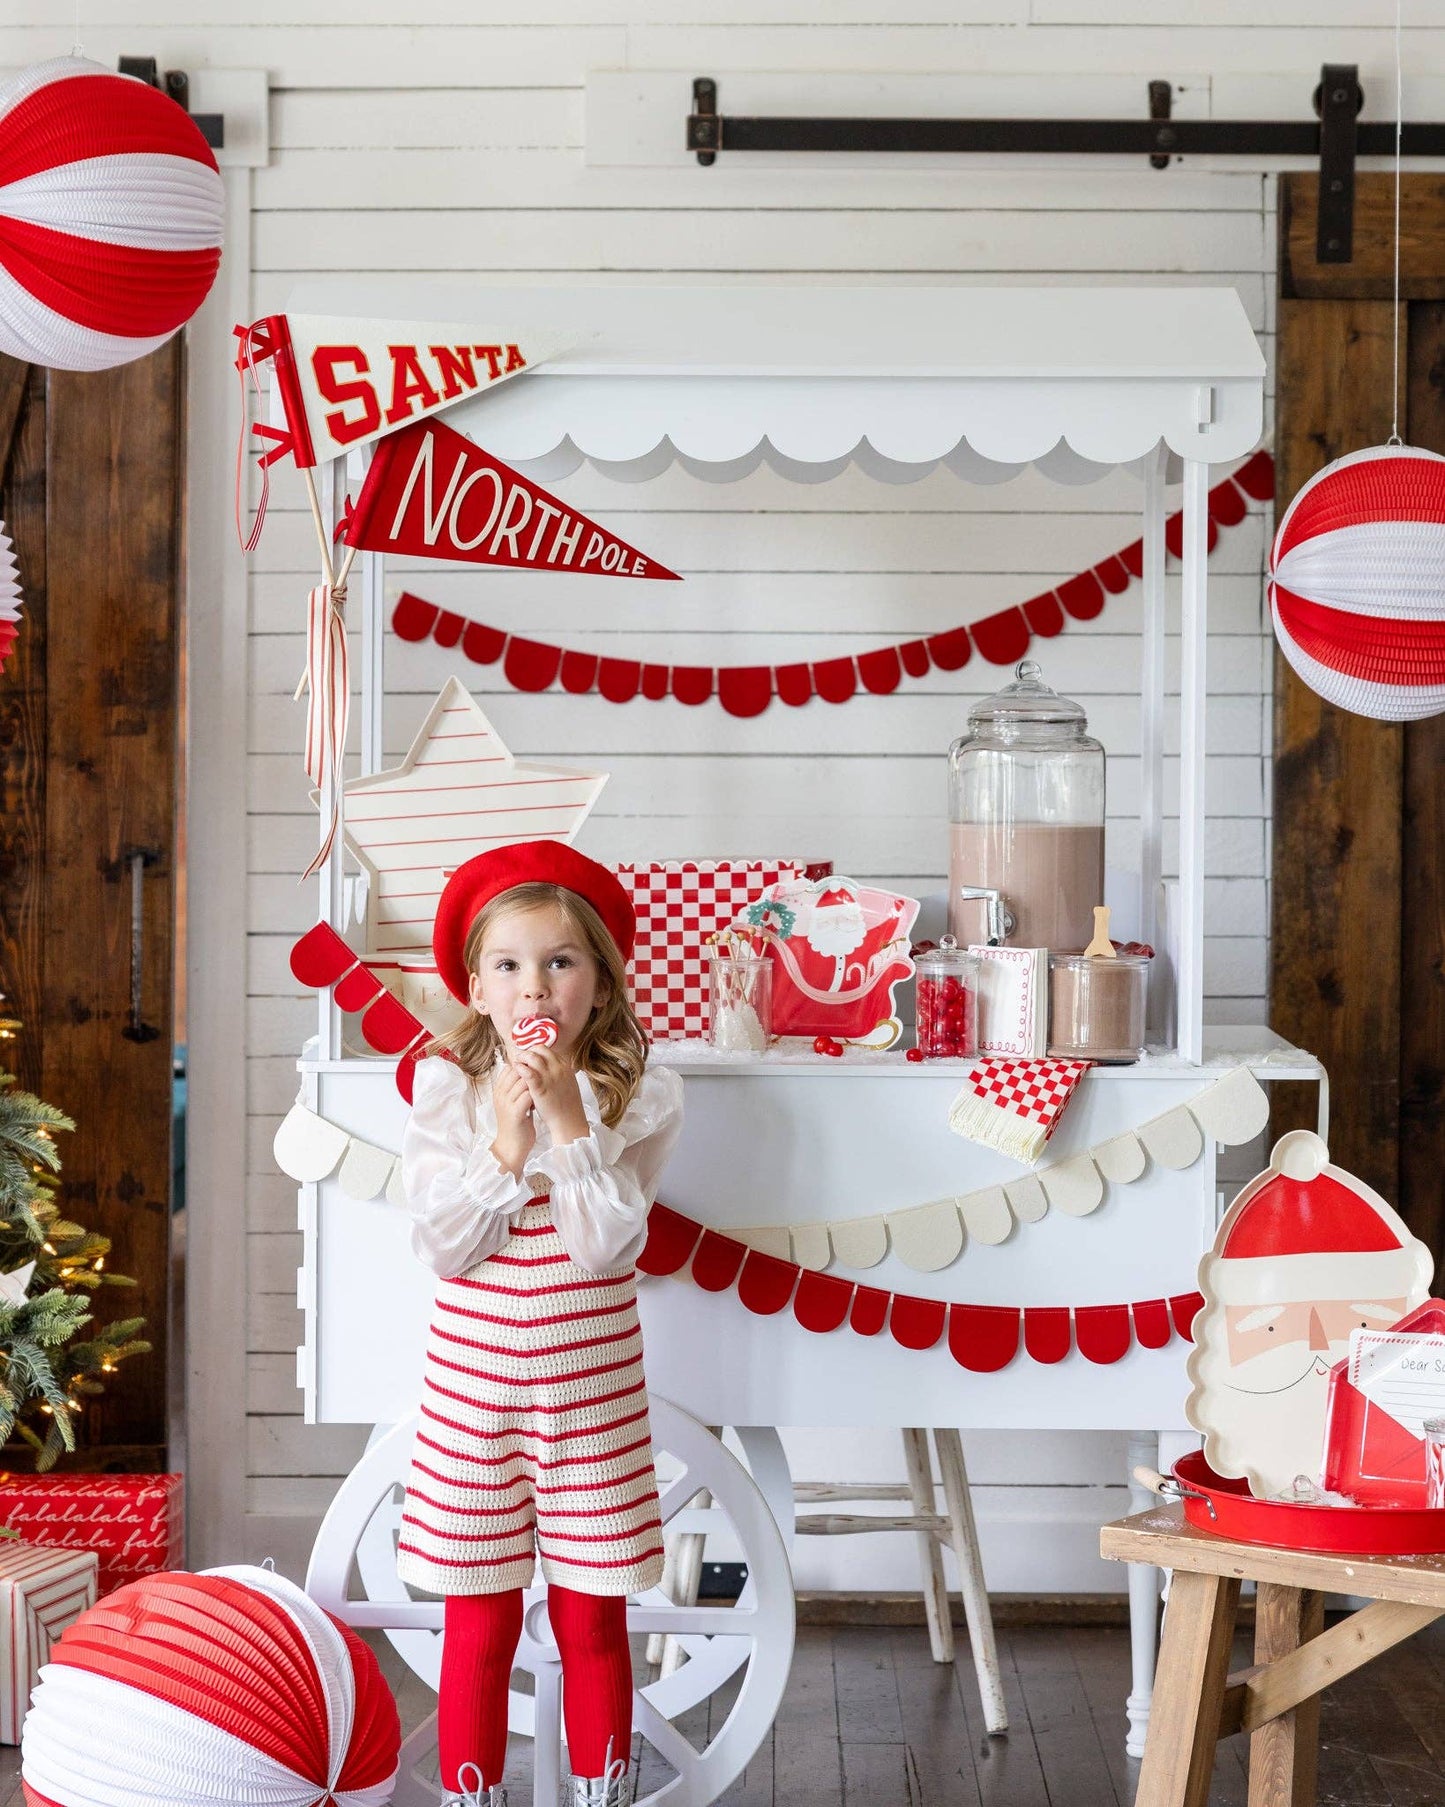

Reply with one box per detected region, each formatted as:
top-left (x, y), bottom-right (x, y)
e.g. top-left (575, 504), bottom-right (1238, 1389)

top-left (948, 1056), bottom-right (1092, 1165)
top-left (614, 860), bottom-right (827, 1039)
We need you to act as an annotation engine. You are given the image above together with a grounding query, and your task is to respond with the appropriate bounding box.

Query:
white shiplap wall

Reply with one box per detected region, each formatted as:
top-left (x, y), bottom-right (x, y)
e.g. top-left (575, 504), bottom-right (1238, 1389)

top-left (12, 3), bottom-right (1444, 1592)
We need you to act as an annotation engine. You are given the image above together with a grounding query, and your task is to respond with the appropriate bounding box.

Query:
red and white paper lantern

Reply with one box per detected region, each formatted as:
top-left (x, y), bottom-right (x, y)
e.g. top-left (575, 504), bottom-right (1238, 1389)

top-left (0, 520), bottom-right (21, 674)
top-left (20, 1564), bottom-right (399, 1807)
top-left (0, 57), bottom-right (224, 372)
top-left (1268, 443), bottom-right (1445, 721)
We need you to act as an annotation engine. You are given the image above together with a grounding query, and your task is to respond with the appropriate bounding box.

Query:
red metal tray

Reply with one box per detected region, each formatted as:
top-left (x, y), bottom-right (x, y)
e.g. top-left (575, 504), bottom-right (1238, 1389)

top-left (1168, 1451), bottom-right (1445, 1557)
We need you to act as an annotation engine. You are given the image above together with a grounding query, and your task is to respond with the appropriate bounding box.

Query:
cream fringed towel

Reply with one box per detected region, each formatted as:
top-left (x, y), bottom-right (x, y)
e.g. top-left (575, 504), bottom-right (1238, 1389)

top-left (948, 1056), bottom-right (1092, 1165)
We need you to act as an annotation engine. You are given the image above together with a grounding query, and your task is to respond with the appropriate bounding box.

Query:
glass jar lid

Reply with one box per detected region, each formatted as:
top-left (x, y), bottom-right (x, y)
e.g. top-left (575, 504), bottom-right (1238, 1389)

top-left (915, 934), bottom-right (980, 976)
top-left (966, 659), bottom-right (1088, 732)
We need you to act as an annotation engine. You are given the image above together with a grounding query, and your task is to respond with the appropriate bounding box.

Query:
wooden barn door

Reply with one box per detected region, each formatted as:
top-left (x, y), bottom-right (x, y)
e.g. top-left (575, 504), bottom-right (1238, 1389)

top-left (0, 346), bottom-right (183, 1467)
top-left (1273, 172), bottom-right (1445, 1277)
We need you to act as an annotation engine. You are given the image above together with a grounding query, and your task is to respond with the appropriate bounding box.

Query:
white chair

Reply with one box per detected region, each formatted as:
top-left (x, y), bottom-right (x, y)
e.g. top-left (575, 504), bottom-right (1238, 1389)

top-left (652, 1426), bottom-right (1007, 1736)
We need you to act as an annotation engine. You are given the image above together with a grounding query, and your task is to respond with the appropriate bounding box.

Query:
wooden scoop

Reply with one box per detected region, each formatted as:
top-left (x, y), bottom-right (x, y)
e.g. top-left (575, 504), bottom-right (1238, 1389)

top-left (1083, 905), bottom-right (1116, 959)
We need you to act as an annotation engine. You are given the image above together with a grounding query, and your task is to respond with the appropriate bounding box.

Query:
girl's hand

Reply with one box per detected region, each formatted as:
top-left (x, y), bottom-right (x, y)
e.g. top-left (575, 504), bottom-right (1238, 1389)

top-left (490, 1060), bottom-right (536, 1177)
top-left (511, 1047), bottom-right (590, 1146)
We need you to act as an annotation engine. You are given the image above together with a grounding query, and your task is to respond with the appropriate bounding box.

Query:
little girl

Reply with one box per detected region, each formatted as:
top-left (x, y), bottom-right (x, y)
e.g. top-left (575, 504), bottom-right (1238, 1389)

top-left (395, 841), bottom-right (683, 1807)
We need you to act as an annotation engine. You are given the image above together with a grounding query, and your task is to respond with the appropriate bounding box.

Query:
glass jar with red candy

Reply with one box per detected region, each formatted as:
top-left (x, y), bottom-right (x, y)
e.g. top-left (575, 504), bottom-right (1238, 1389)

top-left (913, 936), bottom-right (980, 1059)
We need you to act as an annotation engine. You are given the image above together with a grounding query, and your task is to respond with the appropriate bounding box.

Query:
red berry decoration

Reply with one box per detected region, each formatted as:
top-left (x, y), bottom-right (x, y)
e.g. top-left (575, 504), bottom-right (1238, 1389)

top-left (905, 1047), bottom-right (926, 1063)
top-left (824, 1038), bottom-right (844, 1057)
top-left (812, 1035), bottom-right (834, 1055)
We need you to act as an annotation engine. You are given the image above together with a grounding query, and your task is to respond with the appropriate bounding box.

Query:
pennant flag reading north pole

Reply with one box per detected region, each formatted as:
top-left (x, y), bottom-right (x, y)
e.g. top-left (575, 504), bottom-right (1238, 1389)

top-left (233, 312), bottom-right (576, 470)
top-left (340, 414), bottom-right (682, 581)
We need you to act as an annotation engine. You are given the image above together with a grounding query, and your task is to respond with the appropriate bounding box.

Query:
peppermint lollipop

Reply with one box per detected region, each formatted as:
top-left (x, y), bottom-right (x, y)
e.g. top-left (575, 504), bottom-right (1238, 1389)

top-left (511, 1015), bottom-right (559, 1050)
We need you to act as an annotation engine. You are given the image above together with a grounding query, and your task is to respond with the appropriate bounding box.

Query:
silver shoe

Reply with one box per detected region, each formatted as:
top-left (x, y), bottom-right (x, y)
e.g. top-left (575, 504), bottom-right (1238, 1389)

top-left (561, 1749), bottom-right (633, 1807)
top-left (446, 1761), bottom-right (507, 1807)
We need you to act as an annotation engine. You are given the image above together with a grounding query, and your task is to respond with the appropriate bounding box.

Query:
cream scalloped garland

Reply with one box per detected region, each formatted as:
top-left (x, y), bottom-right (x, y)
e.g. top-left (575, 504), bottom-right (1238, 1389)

top-left (273, 1100), bottom-right (408, 1206)
top-left (728, 1065), bottom-right (1269, 1273)
top-left (273, 1065), bottom-right (1269, 1275)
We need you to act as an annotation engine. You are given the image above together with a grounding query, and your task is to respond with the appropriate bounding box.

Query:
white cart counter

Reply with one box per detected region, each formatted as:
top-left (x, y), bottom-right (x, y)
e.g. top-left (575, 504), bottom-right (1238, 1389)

top-left (293, 1031), bottom-right (1321, 1767)
top-left (297, 1034), bottom-right (1321, 1436)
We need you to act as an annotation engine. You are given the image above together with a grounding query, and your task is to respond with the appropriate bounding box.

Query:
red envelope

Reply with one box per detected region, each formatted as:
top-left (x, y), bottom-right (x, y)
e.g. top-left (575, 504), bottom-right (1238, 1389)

top-left (1320, 1298), bottom-right (1445, 1505)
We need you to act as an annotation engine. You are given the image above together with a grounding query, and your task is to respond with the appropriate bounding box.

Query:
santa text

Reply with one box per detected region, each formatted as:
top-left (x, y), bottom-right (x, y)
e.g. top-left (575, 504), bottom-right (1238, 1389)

top-left (312, 340), bottom-right (527, 447)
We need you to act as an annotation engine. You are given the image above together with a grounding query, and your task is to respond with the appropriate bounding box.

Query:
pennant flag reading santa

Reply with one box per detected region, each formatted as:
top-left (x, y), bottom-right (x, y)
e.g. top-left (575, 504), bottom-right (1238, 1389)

top-left (340, 414), bottom-right (682, 580)
top-left (234, 312), bottom-right (576, 470)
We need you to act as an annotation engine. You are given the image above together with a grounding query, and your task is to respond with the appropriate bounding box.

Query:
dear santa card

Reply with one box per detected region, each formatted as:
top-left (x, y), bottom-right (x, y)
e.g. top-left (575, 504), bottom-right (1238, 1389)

top-left (1348, 1325), bottom-right (1445, 1439)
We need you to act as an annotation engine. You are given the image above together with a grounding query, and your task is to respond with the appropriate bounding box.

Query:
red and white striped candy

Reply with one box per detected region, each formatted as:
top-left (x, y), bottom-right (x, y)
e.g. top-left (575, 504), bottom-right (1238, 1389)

top-left (511, 1014), bottom-right (559, 1049)
top-left (0, 57), bottom-right (225, 371)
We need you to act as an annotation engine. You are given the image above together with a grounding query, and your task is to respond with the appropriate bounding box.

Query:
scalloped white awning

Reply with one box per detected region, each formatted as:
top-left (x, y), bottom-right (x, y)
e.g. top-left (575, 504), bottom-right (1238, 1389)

top-left (283, 281), bottom-right (1264, 478)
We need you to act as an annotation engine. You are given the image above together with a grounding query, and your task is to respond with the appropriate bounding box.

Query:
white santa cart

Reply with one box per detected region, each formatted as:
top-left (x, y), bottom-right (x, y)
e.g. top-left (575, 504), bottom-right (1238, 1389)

top-left (282, 285), bottom-right (1324, 1800)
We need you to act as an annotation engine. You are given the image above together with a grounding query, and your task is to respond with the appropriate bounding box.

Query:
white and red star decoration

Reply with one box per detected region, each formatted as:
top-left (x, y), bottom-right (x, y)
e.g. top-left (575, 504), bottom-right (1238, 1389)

top-left (340, 678), bottom-right (606, 1028)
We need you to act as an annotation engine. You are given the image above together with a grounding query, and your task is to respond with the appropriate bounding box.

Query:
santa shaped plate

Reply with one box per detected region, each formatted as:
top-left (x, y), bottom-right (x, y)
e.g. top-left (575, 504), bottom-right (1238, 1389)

top-left (733, 877), bottom-right (919, 1042)
top-left (1184, 1130), bottom-right (1434, 1501)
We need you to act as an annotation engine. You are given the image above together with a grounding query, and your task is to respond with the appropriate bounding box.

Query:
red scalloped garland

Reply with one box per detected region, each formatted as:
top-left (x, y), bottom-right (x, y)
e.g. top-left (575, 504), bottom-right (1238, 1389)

top-left (392, 450), bottom-right (1274, 718)
top-left (290, 922), bottom-right (431, 1101)
top-left (638, 1202), bottom-right (1203, 1371)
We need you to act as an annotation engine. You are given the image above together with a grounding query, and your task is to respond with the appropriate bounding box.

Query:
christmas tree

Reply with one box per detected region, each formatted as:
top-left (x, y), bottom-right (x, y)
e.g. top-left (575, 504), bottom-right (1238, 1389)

top-left (0, 1070), bottom-right (150, 1468)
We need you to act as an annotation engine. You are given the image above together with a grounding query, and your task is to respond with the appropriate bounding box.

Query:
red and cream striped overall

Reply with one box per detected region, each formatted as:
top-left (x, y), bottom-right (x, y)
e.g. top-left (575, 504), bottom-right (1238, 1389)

top-left (395, 1192), bottom-right (666, 1598)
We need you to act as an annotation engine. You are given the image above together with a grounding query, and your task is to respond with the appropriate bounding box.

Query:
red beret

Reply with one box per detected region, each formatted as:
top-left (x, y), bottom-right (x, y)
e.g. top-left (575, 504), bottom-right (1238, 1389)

top-left (432, 840), bottom-right (635, 1002)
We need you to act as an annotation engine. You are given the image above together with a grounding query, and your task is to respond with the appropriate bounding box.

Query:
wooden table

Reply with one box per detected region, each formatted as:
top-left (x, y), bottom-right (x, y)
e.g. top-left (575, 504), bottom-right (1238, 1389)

top-left (1100, 1505), bottom-right (1445, 1807)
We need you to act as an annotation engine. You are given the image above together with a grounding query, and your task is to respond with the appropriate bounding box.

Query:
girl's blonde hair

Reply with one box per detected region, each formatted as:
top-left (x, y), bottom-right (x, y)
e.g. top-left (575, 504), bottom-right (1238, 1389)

top-left (427, 881), bottom-right (648, 1127)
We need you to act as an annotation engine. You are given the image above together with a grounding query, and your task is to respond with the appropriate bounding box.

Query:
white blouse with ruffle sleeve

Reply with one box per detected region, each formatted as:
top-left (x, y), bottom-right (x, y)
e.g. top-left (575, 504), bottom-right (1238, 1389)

top-left (401, 1055), bottom-right (684, 1279)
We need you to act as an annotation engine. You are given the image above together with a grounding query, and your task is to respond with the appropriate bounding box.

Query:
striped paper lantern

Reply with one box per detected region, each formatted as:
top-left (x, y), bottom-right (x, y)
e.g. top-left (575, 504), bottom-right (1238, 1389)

top-left (20, 1565), bottom-right (399, 1807)
top-left (0, 519), bottom-right (20, 673)
top-left (1268, 443), bottom-right (1445, 721)
top-left (0, 57), bottom-right (225, 371)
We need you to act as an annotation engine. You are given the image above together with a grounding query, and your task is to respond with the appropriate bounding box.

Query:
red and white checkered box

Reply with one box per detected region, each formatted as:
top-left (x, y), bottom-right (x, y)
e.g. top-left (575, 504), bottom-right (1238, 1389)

top-left (614, 860), bottom-right (830, 1039)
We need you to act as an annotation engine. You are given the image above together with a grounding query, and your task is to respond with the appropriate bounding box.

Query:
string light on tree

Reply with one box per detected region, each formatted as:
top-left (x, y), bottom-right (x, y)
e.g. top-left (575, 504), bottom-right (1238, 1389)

top-left (0, 1071), bottom-right (150, 1466)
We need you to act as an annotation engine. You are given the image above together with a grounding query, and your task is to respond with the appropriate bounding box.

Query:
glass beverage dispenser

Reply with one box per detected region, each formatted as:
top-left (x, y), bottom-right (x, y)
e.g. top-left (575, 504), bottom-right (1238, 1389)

top-left (948, 660), bottom-right (1105, 954)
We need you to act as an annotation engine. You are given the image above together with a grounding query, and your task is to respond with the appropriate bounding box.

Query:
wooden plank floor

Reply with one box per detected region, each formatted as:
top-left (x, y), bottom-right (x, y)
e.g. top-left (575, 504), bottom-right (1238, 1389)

top-left (2, 1617), bottom-right (1442, 1804)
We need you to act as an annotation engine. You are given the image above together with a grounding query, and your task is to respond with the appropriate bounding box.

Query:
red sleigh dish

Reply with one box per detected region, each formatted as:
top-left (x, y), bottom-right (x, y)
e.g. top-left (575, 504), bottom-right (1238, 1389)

top-left (732, 877), bottom-right (920, 1041)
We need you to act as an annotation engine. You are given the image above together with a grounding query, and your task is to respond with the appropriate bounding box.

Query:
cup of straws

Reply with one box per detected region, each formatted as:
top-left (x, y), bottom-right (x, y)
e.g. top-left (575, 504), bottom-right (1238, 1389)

top-left (706, 929), bottom-right (773, 1053)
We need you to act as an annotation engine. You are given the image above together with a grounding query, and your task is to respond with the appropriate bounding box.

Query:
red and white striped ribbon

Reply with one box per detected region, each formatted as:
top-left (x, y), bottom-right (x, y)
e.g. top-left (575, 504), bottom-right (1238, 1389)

top-left (302, 581), bottom-right (350, 880)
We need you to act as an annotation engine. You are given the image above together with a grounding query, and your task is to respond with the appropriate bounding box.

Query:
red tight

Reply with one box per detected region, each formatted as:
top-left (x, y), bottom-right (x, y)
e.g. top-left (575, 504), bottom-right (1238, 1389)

top-left (439, 1585), bottom-right (633, 1790)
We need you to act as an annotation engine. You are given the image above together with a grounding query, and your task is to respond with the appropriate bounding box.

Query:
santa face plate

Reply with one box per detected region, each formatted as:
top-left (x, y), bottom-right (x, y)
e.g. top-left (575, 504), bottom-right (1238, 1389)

top-left (733, 877), bottom-right (919, 1041)
top-left (1185, 1130), bottom-right (1433, 1500)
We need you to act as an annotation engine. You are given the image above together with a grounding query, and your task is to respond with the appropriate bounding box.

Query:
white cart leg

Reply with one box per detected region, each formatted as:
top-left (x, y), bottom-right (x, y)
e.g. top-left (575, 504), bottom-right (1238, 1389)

top-left (1177, 456), bottom-right (1210, 1066)
top-left (901, 1428), bottom-right (954, 1664)
top-left (644, 1544), bottom-right (677, 1668)
top-left (1124, 1430), bottom-right (1162, 1759)
top-left (534, 1649), bottom-right (564, 1804)
top-left (934, 1428), bottom-right (1007, 1736)
top-left (659, 1492), bottom-right (712, 1679)
top-left (657, 1424), bottom-right (721, 1680)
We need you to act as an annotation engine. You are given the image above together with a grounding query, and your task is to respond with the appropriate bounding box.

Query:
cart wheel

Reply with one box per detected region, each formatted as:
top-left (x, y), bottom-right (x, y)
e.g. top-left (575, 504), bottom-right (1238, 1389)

top-left (306, 1395), bottom-right (794, 1807)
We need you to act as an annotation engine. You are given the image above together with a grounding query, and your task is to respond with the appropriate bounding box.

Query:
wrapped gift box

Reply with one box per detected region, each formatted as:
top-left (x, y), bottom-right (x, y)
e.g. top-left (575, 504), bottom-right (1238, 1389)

top-left (0, 1473), bottom-right (183, 1598)
top-left (0, 1540), bottom-right (97, 1742)
top-left (614, 859), bottom-right (830, 1039)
